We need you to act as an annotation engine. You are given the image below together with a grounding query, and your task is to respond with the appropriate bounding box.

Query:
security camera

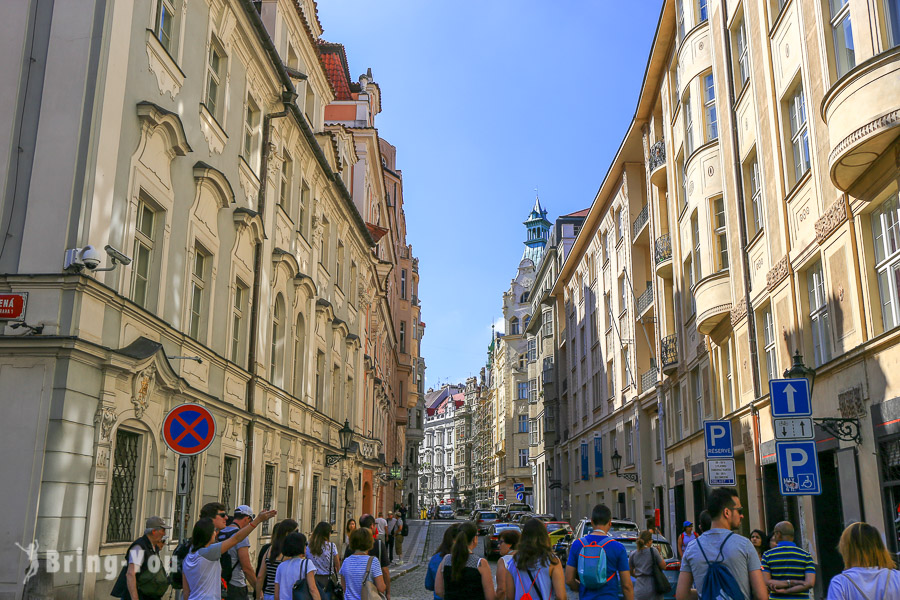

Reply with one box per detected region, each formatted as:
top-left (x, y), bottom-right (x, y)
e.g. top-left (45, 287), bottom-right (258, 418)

top-left (105, 245), bottom-right (132, 266)
top-left (80, 245), bottom-right (103, 270)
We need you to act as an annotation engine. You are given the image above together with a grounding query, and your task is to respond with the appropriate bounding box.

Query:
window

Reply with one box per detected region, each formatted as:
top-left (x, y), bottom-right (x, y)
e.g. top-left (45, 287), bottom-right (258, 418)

top-left (205, 39), bottom-right (225, 120)
top-left (619, 209), bottom-right (627, 241)
top-left (829, 0), bottom-right (855, 78)
top-left (676, 0), bottom-right (686, 42)
top-left (527, 338), bottom-right (537, 362)
top-left (745, 156), bottom-right (764, 236)
top-left (270, 295), bottom-right (285, 384)
top-left (602, 232), bottom-right (609, 263)
top-left (674, 387), bottom-right (683, 441)
top-left (221, 456), bottom-right (238, 513)
top-left (310, 475), bottom-right (320, 525)
top-left (692, 212), bottom-right (701, 278)
top-left (329, 485), bottom-right (338, 526)
top-left (684, 91), bottom-right (694, 155)
top-left (315, 351), bottom-right (325, 411)
top-left (518, 381), bottom-right (529, 400)
top-left (188, 245), bottom-right (209, 340)
top-left (542, 311), bottom-right (553, 337)
top-left (607, 359), bottom-right (615, 401)
top-left (519, 448), bottom-right (529, 468)
top-left (872, 194), bottom-right (900, 331)
top-left (401, 269), bottom-right (407, 299)
top-left (618, 276), bottom-right (627, 313)
top-left (763, 307), bottom-right (777, 380)
top-left (336, 242), bottom-right (345, 289)
top-left (520, 292), bottom-right (530, 303)
top-left (529, 379), bottom-right (538, 404)
top-left (519, 414), bottom-right (528, 433)
top-left (262, 464), bottom-right (275, 535)
top-left (131, 199), bottom-right (156, 308)
top-left (671, 57), bottom-right (681, 114)
top-left (292, 314), bottom-right (306, 398)
top-left (350, 262), bottom-right (358, 303)
top-left (154, 0), bottom-right (177, 53)
top-left (320, 217), bottom-right (330, 268)
top-left (787, 86), bottom-right (811, 182)
top-left (807, 261), bottom-right (832, 366)
top-left (530, 419), bottom-right (539, 446)
top-left (518, 353), bottom-right (527, 370)
top-left (697, 0), bottom-right (708, 24)
top-left (304, 82), bottom-right (316, 125)
top-left (580, 326), bottom-right (586, 359)
top-left (887, 0), bottom-right (900, 48)
top-left (712, 197), bottom-right (728, 271)
top-left (509, 317), bottom-right (520, 335)
top-left (524, 314), bottom-right (531, 329)
top-left (692, 368), bottom-right (702, 430)
top-left (299, 181), bottom-right (310, 237)
top-left (734, 16), bottom-right (749, 89)
top-left (231, 280), bottom-right (247, 363)
top-left (625, 421), bottom-right (634, 465)
top-left (622, 345), bottom-right (632, 389)
top-left (243, 95), bottom-right (261, 169)
top-left (107, 430), bottom-right (140, 542)
top-left (703, 72), bottom-right (717, 142)
top-left (279, 152), bottom-right (292, 212)
top-left (724, 343), bottom-right (734, 415)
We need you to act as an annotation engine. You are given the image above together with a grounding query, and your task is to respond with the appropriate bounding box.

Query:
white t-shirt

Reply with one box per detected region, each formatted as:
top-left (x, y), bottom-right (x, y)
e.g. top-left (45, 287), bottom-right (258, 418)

top-left (182, 543), bottom-right (223, 600)
top-left (275, 557), bottom-right (317, 600)
top-left (374, 518), bottom-right (387, 538)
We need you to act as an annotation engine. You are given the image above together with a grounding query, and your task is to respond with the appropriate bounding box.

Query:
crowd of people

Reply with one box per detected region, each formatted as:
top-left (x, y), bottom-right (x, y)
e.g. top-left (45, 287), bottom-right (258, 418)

top-left (113, 503), bottom-right (410, 600)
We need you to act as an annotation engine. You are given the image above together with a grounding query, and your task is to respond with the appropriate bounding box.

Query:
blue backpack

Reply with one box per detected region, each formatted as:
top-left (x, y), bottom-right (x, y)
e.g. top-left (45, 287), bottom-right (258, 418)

top-left (577, 535), bottom-right (617, 590)
top-left (695, 532), bottom-right (744, 600)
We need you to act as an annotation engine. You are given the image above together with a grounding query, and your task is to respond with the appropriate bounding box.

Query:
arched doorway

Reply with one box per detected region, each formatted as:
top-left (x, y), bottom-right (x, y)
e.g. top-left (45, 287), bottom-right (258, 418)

top-left (362, 481), bottom-right (373, 516)
top-left (344, 478), bottom-right (354, 526)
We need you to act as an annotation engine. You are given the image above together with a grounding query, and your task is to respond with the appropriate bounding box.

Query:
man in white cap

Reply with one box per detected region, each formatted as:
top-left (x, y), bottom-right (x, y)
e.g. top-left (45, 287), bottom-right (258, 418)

top-left (122, 516), bottom-right (170, 600)
top-left (218, 505), bottom-right (257, 599)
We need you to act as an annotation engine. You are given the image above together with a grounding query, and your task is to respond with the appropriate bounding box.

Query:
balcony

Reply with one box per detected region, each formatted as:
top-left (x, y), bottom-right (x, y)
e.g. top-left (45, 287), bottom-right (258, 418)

top-left (412, 258), bottom-right (419, 273)
top-left (636, 282), bottom-right (653, 316)
top-left (655, 233), bottom-right (673, 278)
top-left (632, 204), bottom-right (649, 239)
top-left (640, 365), bottom-right (658, 394)
top-left (823, 46), bottom-right (900, 192)
top-left (695, 270), bottom-right (732, 335)
top-left (411, 294), bottom-right (419, 306)
top-left (660, 334), bottom-right (678, 373)
top-left (648, 140), bottom-right (667, 188)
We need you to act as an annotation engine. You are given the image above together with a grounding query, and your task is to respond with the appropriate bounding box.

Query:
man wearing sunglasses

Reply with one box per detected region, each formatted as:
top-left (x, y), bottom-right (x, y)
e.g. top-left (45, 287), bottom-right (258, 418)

top-left (676, 487), bottom-right (769, 600)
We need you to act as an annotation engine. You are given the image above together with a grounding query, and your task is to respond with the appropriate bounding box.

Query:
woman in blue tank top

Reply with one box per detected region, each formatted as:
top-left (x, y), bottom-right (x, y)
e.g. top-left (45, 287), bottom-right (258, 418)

top-left (502, 518), bottom-right (567, 600)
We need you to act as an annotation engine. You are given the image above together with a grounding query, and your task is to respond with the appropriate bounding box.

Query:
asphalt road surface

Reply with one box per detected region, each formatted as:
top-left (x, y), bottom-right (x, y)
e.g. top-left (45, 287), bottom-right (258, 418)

top-left (390, 518), bottom-right (580, 600)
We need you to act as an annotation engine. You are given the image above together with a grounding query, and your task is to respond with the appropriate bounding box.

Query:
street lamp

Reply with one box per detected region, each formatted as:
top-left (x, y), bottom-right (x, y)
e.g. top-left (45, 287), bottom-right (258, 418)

top-left (391, 458), bottom-right (402, 480)
top-left (785, 351), bottom-right (862, 444)
top-left (611, 449), bottom-right (639, 483)
top-left (783, 350), bottom-right (816, 394)
top-left (326, 420), bottom-right (354, 466)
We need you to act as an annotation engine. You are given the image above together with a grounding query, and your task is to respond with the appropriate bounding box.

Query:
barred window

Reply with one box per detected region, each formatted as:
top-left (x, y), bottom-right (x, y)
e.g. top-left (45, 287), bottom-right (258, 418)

top-left (262, 464), bottom-right (275, 535)
top-left (311, 475), bottom-right (320, 525)
top-left (107, 430), bottom-right (141, 542)
top-left (221, 456), bottom-right (238, 514)
top-left (329, 485), bottom-right (338, 525)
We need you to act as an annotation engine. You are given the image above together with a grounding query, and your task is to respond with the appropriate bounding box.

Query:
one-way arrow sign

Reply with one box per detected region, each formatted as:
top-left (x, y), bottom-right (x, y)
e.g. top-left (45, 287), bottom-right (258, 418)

top-left (177, 455), bottom-right (191, 496)
top-left (774, 417), bottom-right (814, 440)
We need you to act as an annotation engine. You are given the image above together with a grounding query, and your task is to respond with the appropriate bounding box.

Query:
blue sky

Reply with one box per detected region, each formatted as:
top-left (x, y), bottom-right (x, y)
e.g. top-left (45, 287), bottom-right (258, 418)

top-left (316, 1), bottom-right (663, 387)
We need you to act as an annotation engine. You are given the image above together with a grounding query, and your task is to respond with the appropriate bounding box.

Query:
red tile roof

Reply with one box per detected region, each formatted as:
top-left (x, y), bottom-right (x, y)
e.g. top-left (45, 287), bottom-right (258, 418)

top-left (563, 208), bottom-right (591, 217)
top-left (318, 41), bottom-right (353, 101)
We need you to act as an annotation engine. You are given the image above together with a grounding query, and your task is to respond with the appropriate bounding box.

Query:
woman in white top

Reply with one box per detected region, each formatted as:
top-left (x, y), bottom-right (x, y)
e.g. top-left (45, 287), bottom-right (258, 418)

top-left (495, 528), bottom-right (520, 600)
top-left (307, 521), bottom-right (341, 600)
top-left (182, 509), bottom-right (276, 600)
top-left (827, 522), bottom-right (900, 599)
top-left (275, 532), bottom-right (321, 600)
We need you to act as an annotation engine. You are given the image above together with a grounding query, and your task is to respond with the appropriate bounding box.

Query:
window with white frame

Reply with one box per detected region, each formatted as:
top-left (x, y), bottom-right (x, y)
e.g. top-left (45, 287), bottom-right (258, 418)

top-left (807, 260), bottom-right (832, 366)
top-left (622, 345), bottom-right (632, 389)
top-left (691, 368), bottom-right (702, 430)
top-left (299, 181), bottom-right (310, 238)
top-left (270, 295), bottom-right (286, 384)
top-left (205, 38), bottom-right (225, 121)
top-left (787, 85), bottom-right (811, 183)
top-left (625, 421), bottom-right (634, 464)
top-left (279, 152), bottom-right (292, 212)
top-left (188, 244), bottom-right (209, 340)
top-left (616, 209), bottom-right (624, 242)
top-left (401, 269), bottom-right (407, 299)
top-left (676, 0), bottom-right (686, 42)
top-left (684, 91), bottom-right (694, 155)
top-left (527, 338), bottom-right (537, 362)
top-left (674, 386), bottom-right (683, 441)
top-left (703, 72), bottom-right (717, 142)
top-left (231, 280), bottom-right (248, 364)
top-left (724, 343), bottom-right (734, 415)
top-left (762, 307), bottom-right (777, 380)
top-left (400, 321), bottom-right (406, 354)
top-left (828, 0), bottom-right (855, 78)
top-left (131, 198), bottom-right (156, 308)
top-left (697, 0), bottom-right (709, 23)
top-left (887, 0), bottom-right (900, 48)
top-left (154, 0), bottom-right (178, 54)
top-left (509, 317), bottom-right (520, 335)
top-left (744, 155), bottom-right (764, 236)
top-left (336, 242), bottom-right (345, 289)
top-left (712, 197), bottom-right (728, 271)
top-left (542, 310), bottom-right (553, 337)
top-left (518, 381), bottom-right (528, 400)
top-left (292, 314), bottom-right (306, 398)
top-left (518, 448), bottom-right (529, 468)
top-left (529, 379), bottom-right (538, 404)
top-left (242, 95), bottom-right (261, 170)
top-left (733, 16), bottom-right (749, 89)
top-left (872, 194), bottom-right (900, 332)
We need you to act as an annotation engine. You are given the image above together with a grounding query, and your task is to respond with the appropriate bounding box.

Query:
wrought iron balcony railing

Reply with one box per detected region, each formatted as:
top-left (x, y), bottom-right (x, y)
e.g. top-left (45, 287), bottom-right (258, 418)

top-left (640, 365), bottom-right (658, 393)
top-left (648, 140), bottom-right (666, 171)
top-left (655, 233), bottom-right (672, 264)
top-left (661, 334), bottom-right (678, 369)
top-left (636, 283), bottom-right (653, 314)
top-left (633, 204), bottom-right (649, 238)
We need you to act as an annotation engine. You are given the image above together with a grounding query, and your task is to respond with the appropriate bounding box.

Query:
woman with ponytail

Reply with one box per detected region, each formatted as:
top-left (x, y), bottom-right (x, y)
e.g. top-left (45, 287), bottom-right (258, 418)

top-left (434, 521), bottom-right (495, 600)
top-left (629, 530), bottom-right (665, 600)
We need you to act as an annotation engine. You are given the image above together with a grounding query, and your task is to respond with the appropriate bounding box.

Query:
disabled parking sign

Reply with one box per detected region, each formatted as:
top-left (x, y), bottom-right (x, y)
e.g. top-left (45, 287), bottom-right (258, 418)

top-left (775, 440), bottom-right (821, 495)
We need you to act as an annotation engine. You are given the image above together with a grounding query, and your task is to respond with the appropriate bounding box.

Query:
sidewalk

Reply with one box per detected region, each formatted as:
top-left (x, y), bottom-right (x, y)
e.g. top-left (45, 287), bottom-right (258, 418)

top-left (388, 519), bottom-right (429, 578)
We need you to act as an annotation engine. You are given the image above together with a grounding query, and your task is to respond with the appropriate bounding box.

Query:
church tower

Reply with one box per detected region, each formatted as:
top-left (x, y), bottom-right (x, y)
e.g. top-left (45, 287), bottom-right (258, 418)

top-left (522, 195), bottom-right (551, 264)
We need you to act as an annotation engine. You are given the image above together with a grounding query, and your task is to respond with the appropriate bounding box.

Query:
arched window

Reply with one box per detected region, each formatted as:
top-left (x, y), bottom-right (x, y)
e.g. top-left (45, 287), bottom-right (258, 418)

top-left (520, 292), bottom-right (529, 303)
top-left (524, 314), bottom-right (531, 330)
top-left (270, 294), bottom-right (285, 386)
top-left (292, 313), bottom-right (306, 399)
top-left (509, 317), bottom-right (520, 335)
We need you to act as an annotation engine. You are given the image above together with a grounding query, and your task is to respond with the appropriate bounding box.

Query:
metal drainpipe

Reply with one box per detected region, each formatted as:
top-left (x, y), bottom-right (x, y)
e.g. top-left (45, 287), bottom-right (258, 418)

top-left (719, 7), bottom-right (765, 529)
top-left (243, 90), bottom-right (293, 505)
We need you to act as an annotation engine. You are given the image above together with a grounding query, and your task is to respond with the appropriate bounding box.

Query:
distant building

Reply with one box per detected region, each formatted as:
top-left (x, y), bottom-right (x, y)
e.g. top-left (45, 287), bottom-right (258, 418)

top-left (420, 384), bottom-right (463, 507)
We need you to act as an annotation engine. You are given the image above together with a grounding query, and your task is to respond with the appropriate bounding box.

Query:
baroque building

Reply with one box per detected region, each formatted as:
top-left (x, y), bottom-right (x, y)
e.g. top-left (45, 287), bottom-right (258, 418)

top-left (0, 0), bottom-right (422, 597)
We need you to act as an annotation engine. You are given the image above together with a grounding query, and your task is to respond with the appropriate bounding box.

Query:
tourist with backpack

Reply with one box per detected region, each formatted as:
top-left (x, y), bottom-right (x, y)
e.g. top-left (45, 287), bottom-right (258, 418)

top-left (257, 519), bottom-right (298, 600)
top-left (501, 518), bottom-right (567, 600)
top-left (181, 509), bottom-right (277, 600)
top-left (274, 532), bottom-right (321, 600)
top-left (675, 487), bottom-right (768, 600)
top-left (629, 530), bottom-right (667, 600)
top-left (340, 528), bottom-right (387, 600)
top-left (564, 504), bottom-right (632, 600)
top-left (220, 505), bottom-right (260, 599)
top-left (434, 521), bottom-right (495, 600)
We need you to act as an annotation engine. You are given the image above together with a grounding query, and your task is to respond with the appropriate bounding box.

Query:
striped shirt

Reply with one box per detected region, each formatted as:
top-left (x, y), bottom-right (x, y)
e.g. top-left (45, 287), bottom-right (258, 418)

top-left (339, 554), bottom-right (383, 600)
top-left (761, 542), bottom-right (815, 599)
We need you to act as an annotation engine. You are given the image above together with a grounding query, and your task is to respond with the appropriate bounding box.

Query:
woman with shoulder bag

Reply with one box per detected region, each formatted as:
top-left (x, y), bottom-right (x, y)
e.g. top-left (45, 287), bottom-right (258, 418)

top-left (257, 519), bottom-right (298, 600)
top-left (628, 530), bottom-right (668, 600)
top-left (274, 532), bottom-right (321, 600)
top-left (435, 521), bottom-right (496, 600)
top-left (502, 518), bottom-right (566, 600)
top-left (339, 528), bottom-right (387, 600)
top-left (308, 522), bottom-right (342, 600)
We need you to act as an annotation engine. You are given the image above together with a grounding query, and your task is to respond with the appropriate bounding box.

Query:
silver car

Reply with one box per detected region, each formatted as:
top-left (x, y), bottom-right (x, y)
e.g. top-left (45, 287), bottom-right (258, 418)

top-left (472, 510), bottom-right (500, 534)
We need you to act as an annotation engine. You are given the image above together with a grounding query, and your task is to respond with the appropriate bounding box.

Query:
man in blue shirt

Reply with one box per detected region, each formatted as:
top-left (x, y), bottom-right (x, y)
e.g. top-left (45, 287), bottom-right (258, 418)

top-left (566, 504), bottom-right (634, 600)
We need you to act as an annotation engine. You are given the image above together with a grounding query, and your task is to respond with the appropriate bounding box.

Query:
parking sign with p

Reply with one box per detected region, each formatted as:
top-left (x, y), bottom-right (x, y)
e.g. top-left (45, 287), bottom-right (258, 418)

top-left (704, 420), bottom-right (733, 459)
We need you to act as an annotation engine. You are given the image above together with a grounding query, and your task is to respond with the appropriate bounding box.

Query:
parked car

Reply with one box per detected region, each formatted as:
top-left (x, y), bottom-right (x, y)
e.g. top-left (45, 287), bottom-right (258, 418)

top-left (572, 518), bottom-right (639, 539)
top-left (532, 513), bottom-right (557, 522)
top-left (471, 510), bottom-right (500, 534)
top-left (492, 504), bottom-right (506, 514)
top-left (514, 512), bottom-right (535, 524)
top-left (482, 523), bottom-right (521, 559)
top-left (456, 507), bottom-right (471, 517)
top-left (506, 502), bottom-right (532, 514)
top-left (437, 505), bottom-right (455, 519)
top-left (545, 521), bottom-right (574, 547)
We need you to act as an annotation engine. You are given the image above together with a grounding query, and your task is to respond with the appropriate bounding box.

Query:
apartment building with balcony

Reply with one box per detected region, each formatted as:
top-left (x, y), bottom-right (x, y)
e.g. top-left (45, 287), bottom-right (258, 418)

top-left (524, 208), bottom-right (587, 516)
top-left (453, 375), bottom-right (482, 507)
top-left (420, 384), bottom-right (462, 507)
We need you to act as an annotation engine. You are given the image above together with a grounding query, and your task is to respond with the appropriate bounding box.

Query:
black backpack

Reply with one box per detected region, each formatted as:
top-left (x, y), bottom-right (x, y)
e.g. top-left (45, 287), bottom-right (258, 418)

top-left (217, 528), bottom-right (239, 582)
top-left (168, 539), bottom-right (191, 590)
top-left (401, 519), bottom-right (409, 537)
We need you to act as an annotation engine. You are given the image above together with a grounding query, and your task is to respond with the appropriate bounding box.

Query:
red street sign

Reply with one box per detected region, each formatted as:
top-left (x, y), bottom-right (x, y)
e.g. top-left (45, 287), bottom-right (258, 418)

top-left (498, 493), bottom-right (505, 500)
top-left (0, 292), bottom-right (27, 321)
top-left (440, 500), bottom-right (444, 504)
top-left (162, 404), bottom-right (216, 455)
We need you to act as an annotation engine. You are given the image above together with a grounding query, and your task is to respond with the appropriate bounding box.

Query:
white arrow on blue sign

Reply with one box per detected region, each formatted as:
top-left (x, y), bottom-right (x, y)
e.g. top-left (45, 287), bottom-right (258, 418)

top-left (704, 420), bottom-right (733, 459)
top-left (775, 440), bottom-right (821, 495)
top-left (769, 378), bottom-right (812, 418)
top-left (516, 492), bottom-right (524, 501)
